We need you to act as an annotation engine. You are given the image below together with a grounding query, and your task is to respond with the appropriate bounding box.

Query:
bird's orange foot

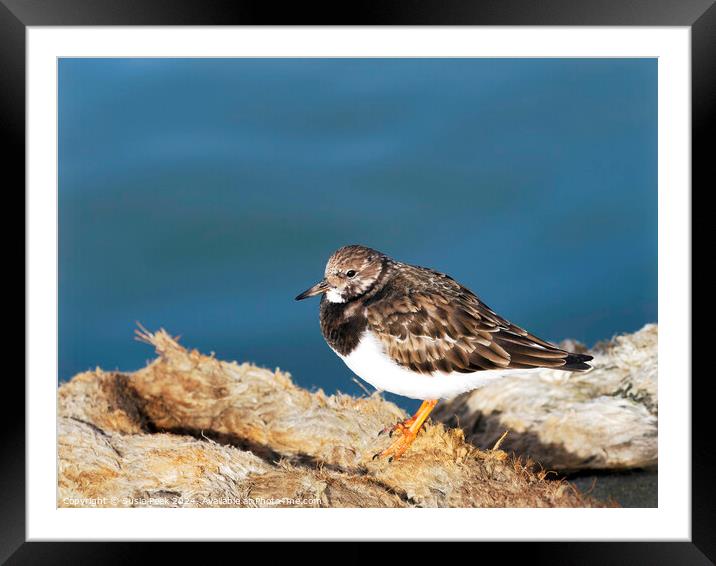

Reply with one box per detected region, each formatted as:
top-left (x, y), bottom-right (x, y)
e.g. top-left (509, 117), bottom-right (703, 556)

top-left (372, 428), bottom-right (418, 462)
top-left (371, 399), bottom-right (438, 463)
top-left (377, 416), bottom-right (416, 437)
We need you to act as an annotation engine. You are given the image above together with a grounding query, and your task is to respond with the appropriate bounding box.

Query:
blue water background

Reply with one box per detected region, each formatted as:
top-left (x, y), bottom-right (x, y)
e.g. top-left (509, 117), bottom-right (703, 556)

top-left (59, 58), bottom-right (657, 410)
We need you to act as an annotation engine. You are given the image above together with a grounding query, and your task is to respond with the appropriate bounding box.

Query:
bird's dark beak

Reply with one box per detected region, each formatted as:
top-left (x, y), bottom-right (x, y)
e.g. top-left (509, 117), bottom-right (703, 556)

top-left (295, 279), bottom-right (329, 301)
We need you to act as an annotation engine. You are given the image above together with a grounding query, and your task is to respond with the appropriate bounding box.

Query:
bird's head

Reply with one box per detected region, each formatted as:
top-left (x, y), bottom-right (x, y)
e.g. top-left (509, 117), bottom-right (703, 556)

top-left (295, 245), bottom-right (386, 303)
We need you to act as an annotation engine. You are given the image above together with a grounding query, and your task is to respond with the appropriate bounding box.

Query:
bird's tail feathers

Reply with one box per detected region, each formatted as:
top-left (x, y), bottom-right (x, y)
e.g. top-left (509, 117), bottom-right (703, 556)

top-left (562, 352), bottom-right (593, 371)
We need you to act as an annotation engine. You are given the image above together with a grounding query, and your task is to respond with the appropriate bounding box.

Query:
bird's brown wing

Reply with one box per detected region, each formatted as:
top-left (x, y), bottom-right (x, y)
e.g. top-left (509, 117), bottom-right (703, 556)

top-left (365, 267), bottom-right (591, 374)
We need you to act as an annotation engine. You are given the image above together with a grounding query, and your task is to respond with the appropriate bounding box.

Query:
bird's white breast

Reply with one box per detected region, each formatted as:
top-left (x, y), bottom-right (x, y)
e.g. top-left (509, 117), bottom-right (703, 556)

top-left (337, 331), bottom-right (539, 400)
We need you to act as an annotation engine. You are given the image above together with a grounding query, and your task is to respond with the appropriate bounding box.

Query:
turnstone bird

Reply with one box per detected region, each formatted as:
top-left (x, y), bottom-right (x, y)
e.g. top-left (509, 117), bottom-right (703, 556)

top-left (295, 245), bottom-right (592, 461)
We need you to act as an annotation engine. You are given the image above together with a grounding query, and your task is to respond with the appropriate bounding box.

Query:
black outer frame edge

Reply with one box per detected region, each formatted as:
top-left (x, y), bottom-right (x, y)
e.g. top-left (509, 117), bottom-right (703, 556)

top-left (4, 0), bottom-right (710, 562)
top-left (3, 542), bottom-right (716, 564)
top-left (0, 1), bottom-right (26, 564)
top-left (1, 0), bottom-right (715, 26)
top-left (692, 0), bottom-right (716, 562)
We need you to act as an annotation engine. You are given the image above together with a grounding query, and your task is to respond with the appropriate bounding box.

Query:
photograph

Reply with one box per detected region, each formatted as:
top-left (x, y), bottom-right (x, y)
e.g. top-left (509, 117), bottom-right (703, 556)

top-left (3, 0), bottom-right (706, 553)
top-left (56, 56), bottom-right (658, 509)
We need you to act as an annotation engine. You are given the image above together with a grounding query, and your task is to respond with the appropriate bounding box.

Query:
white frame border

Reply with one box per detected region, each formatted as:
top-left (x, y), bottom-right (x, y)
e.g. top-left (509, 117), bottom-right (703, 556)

top-left (27, 27), bottom-right (690, 541)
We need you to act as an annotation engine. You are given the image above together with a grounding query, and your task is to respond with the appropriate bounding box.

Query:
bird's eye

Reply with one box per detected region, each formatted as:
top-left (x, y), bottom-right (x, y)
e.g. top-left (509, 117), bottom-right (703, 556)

top-left (346, 270), bottom-right (357, 278)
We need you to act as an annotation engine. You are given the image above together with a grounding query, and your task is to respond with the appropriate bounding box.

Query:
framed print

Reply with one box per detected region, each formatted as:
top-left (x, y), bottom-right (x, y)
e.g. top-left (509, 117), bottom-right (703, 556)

top-left (7, 0), bottom-right (709, 561)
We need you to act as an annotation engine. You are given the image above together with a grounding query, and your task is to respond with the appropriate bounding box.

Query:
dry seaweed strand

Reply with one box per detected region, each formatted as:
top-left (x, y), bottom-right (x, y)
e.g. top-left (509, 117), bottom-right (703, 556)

top-left (57, 327), bottom-right (631, 508)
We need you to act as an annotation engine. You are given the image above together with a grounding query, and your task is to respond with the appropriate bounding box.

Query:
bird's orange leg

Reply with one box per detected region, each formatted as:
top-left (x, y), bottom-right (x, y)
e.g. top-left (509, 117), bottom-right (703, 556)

top-left (373, 399), bottom-right (438, 462)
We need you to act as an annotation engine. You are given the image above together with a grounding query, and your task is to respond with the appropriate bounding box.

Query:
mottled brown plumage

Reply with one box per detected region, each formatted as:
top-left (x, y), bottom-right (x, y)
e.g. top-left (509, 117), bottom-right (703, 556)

top-left (364, 259), bottom-right (591, 374)
top-left (299, 245), bottom-right (592, 374)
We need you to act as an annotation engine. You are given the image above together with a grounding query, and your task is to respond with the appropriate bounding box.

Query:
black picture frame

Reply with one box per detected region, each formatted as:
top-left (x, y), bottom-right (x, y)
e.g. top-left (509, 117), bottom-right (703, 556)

top-left (6, 0), bottom-right (708, 561)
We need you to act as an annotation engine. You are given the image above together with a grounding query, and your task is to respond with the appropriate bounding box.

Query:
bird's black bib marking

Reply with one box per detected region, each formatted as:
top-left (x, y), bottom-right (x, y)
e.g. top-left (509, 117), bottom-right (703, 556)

top-left (319, 297), bottom-right (367, 356)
